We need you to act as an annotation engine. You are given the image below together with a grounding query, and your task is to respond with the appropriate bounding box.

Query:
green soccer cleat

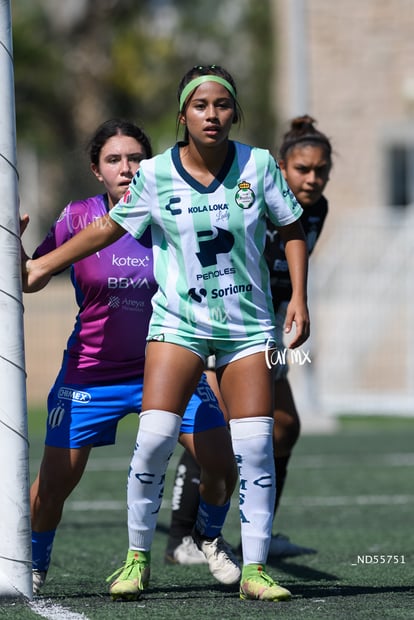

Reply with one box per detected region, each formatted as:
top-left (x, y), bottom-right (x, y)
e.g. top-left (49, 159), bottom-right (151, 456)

top-left (240, 564), bottom-right (292, 602)
top-left (107, 549), bottom-right (151, 601)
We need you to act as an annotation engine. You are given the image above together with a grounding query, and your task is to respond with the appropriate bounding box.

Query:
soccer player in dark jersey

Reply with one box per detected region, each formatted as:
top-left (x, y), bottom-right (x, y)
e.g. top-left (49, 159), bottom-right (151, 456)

top-left (264, 115), bottom-right (332, 556)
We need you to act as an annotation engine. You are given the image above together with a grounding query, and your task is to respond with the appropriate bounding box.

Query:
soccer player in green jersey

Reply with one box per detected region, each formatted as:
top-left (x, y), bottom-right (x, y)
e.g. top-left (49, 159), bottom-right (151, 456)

top-left (166, 115), bottom-right (333, 564)
top-left (23, 65), bottom-right (309, 602)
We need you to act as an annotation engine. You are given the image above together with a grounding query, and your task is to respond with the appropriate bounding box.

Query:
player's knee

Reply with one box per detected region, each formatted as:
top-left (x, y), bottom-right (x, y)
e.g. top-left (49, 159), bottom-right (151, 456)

top-left (274, 414), bottom-right (300, 451)
top-left (201, 458), bottom-right (237, 503)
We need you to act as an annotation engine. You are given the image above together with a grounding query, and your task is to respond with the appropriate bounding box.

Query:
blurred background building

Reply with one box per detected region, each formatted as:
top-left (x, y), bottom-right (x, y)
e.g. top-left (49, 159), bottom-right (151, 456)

top-left (274, 0), bottom-right (414, 422)
top-left (18, 0), bottom-right (414, 422)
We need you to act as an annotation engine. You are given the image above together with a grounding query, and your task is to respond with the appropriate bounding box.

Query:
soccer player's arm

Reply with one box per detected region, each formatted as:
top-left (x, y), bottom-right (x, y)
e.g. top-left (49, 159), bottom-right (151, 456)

top-left (277, 220), bottom-right (310, 349)
top-left (23, 214), bottom-right (125, 293)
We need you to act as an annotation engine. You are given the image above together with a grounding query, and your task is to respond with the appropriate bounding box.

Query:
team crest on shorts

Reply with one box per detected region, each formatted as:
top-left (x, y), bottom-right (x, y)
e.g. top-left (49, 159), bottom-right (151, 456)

top-left (150, 333), bottom-right (165, 341)
top-left (235, 180), bottom-right (255, 209)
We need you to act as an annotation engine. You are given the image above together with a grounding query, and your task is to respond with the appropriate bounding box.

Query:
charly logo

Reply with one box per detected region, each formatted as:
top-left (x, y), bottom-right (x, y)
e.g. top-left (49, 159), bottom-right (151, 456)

top-left (166, 196), bottom-right (182, 216)
top-left (235, 180), bottom-right (255, 209)
top-left (48, 405), bottom-right (65, 429)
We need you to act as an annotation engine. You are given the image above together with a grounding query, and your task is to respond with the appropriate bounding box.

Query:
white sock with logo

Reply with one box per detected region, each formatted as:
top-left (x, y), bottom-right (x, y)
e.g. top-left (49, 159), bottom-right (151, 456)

top-left (229, 416), bottom-right (275, 565)
top-left (128, 409), bottom-right (181, 550)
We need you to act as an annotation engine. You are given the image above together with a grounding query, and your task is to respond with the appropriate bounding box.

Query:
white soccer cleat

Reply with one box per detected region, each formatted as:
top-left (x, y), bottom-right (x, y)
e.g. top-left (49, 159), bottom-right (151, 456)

top-left (194, 532), bottom-right (241, 585)
top-left (171, 535), bottom-right (209, 565)
top-left (268, 533), bottom-right (317, 558)
top-left (32, 569), bottom-right (47, 595)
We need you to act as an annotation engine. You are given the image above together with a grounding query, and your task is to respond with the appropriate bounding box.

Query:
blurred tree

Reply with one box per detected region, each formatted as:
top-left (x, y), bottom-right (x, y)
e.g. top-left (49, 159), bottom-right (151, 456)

top-left (12, 0), bottom-right (276, 232)
top-left (169, 0), bottom-right (275, 149)
top-left (240, 0), bottom-right (276, 149)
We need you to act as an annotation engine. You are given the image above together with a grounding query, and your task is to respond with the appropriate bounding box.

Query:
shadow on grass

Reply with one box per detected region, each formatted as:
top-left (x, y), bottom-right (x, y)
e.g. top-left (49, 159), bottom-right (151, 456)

top-left (268, 557), bottom-right (339, 581)
top-left (38, 581), bottom-right (239, 602)
top-left (38, 582), bottom-right (413, 603)
top-left (288, 583), bottom-right (414, 599)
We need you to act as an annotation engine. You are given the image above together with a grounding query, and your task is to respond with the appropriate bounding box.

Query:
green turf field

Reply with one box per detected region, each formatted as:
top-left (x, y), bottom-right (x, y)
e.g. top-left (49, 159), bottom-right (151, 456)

top-left (1, 412), bottom-right (413, 619)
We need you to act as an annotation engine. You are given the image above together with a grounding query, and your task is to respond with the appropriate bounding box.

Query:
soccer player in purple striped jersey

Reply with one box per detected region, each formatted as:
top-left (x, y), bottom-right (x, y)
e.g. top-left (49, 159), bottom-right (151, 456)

top-left (24, 119), bottom-right (239, 598)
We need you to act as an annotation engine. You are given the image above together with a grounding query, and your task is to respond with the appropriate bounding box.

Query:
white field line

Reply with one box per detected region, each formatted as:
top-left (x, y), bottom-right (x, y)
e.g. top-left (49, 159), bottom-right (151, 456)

top-left (31, 451), bottom-right (414, 513)
top-left (64, 493), bottom-right (414, 513)
top-left (57, 450), bottom-right (414, 513)
top-left (280, 494), bottom-right (414, 507)
top-left (30, 600), bottom-right (89, 620)
top-left (30, 451), bottom-right (414, 473)
top-left (292, 453), bottom-right (414, 468)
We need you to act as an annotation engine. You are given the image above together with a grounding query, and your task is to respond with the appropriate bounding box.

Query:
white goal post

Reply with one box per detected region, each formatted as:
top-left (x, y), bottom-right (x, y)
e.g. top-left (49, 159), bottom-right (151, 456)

top-left (0, 0), bottom-right (32, 600)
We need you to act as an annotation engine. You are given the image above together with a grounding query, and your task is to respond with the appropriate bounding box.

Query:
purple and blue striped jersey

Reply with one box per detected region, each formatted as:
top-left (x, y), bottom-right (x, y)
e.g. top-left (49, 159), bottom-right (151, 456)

top-left (34, 194), bottom-right (157, 384)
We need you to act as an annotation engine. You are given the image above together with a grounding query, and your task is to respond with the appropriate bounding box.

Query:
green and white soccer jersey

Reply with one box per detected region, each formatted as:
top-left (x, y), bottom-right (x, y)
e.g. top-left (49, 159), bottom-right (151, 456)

top-left (109, 141), bottom-right (302, 342)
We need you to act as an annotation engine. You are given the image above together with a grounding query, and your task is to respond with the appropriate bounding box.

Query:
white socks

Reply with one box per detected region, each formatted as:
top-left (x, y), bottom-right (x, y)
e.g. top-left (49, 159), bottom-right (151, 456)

top-left (127, 409), bottom-right (181, 550)
top-left (230, 416), bottom-right (275, 565)
top-left (127, 411), bottom-right (276, 562)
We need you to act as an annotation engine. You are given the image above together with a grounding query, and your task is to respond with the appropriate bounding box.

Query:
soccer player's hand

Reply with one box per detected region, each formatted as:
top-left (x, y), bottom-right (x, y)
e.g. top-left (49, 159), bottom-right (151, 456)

top-left (22, 258), bottom-right (52, 293)
top-left (284, 297), bottom-right (310, 349)
top-left (20, 213), bottom-right (30, 236)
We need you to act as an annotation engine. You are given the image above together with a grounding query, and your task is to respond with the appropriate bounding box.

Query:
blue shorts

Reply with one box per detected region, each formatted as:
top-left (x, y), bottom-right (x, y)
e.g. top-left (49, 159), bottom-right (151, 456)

top-left (45, 371), bottom-right (226, 449)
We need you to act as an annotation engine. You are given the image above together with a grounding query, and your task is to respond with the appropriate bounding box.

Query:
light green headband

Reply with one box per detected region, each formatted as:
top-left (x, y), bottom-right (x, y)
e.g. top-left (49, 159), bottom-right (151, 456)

top-left (179, 75), bottom-right (237, 112)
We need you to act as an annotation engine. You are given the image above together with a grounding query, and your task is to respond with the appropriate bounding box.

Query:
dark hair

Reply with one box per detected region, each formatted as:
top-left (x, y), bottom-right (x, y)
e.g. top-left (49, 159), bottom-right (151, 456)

top-left (87, 119), bottom-right (152, 165)
top-left (279, 115), bottom-right (332, 163)
top-left (176, 65), bottom-right (242, 139)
